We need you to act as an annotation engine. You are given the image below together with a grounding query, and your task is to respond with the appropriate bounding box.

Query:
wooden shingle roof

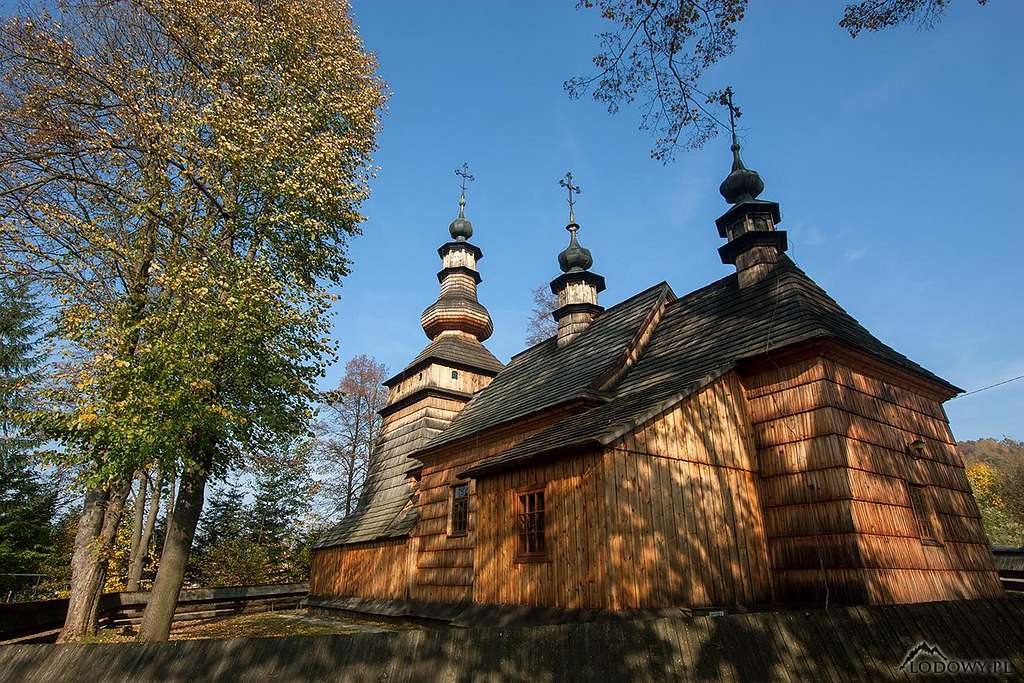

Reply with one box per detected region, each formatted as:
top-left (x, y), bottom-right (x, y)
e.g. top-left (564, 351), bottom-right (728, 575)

top-left (314, 339), bottom-right (505, 549)
top-left (459, 258), bottom-right (960, 478)
top-left (418, 282), bottom-right (674, 454)
top-left (313, 439), bottom-right (420, 549)
top-left (384, 334), bottom-right (504, 387)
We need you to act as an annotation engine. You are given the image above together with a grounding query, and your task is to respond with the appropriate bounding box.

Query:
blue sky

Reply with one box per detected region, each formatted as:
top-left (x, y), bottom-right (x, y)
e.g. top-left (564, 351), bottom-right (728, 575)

top-left (332, 1), bottom-right (1023, 442)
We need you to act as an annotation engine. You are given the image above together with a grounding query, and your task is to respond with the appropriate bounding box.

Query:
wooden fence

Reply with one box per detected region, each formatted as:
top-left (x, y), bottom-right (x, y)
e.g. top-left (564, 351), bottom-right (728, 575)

top-left (1, 597), bottom-right (1021, 682)
top-left (993, 546), bottom-right (1024, 593)
top-left (0, 583), bottom-right (308, 643)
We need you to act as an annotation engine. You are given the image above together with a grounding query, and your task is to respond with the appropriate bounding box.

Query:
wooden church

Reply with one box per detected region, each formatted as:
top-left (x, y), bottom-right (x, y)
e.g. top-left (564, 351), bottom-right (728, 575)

top-left (309, 140), bottom-right (1003, 613)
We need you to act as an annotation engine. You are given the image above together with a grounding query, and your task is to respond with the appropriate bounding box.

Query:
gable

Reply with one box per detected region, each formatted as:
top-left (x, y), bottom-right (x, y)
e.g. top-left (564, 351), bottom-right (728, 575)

top-left (416, 282), bottom-right (675, 456)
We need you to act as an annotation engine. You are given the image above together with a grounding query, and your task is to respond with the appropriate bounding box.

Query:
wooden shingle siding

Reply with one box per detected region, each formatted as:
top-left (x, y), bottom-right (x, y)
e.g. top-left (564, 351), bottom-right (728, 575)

top-left (387, 360), bottom-right (495, 405)
top-left (309, 539), bottom-right (411, 600)
top-left (743, 353), bottom-right (1002, 605)
top-left (472, 373), bottom-right (772, 610)
top-left (314, 390), bottom-right (475, 549)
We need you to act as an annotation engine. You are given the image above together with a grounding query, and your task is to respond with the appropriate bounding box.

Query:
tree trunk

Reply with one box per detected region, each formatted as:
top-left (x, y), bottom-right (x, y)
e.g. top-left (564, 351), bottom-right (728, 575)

top-left (343, 393), bottom-right (363, 515)
top-left (127, 471), bottom-right (147, 574)
top-left (164, 468), bottom-right (176, 526)
top-left (85, 480), bottom-right (132, 631)
top-left (58, 486), bottom-right (109, 642)
top-left (127, 469), bottom-right (162, 591)
top-left (138, 459), bottom-right (208, 642)
top-left (344, 450), bottom-right (356, 515)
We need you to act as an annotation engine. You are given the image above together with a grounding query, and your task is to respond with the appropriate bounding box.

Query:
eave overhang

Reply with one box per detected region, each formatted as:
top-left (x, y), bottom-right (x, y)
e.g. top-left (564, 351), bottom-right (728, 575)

top-left (718, 230), bottom-right (788, 265)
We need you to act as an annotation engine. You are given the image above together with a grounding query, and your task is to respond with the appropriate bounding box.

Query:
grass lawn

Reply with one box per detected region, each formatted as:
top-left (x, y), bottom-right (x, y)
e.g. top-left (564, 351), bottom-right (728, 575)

top-left (91, 609), bottom-right (422, 642)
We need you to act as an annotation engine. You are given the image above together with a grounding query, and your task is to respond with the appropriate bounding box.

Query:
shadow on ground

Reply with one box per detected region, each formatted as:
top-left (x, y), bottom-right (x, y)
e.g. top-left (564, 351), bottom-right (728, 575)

top-left (1, 597), bottom-right (1021, 682)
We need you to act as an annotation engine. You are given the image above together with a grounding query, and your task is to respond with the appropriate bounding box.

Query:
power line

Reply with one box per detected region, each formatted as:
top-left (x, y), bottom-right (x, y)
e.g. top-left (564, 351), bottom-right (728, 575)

top-left (953, 374), bottom-right (1024, 399)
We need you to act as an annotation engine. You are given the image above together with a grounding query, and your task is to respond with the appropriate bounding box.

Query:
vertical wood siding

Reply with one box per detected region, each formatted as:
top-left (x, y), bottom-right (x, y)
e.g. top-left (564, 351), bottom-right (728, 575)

top-left (309, 539), bottom-right (411, 600)
top-left (387, 362), bottom-right (494, 405)
top-left (473, 450), bottom-right (607, 609)
top-left (473, 373), bottom-right (773, 609)
top-left (744, 352), bottom-right (1002, 604)
top-left (410, 408), bottom-right (582, 605)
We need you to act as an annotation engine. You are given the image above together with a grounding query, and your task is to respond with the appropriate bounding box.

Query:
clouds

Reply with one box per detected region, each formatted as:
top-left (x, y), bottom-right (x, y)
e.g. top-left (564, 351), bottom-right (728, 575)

top-left (845, 246), bottom-right (868, 262)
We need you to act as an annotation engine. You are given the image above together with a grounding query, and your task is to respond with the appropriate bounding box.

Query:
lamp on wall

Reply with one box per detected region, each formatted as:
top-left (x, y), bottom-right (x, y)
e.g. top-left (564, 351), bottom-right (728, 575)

top-left (907, 439), bottom-right (927, 459)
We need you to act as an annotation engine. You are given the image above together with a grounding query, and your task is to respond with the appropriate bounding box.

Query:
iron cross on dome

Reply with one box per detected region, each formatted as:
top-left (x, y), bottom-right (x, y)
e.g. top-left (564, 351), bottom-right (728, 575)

top-left (455, 162), bottom-right (475, 209)
top-left (559, 170), bottom-right (582, 229)
top-left (721, 86), bottom-right (742, 147)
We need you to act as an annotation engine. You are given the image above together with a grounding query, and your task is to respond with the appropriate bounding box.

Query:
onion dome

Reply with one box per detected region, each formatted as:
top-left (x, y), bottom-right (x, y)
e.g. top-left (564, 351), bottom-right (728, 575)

top-left (421, 164), bottom-right (493, 342)
top-left (550, 171), bottom-right (605, 347)
top-left (719, 141), bottom-right (765, 205)
top-left (449, 196), bottom-right (473, 241)
top-left (558, 225), bottom-right (593, 273)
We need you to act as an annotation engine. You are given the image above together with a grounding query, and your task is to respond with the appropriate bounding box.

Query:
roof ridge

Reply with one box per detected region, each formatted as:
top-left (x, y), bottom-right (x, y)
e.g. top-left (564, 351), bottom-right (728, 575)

top-left (509, 280), bottom-right (674, 363)
top-left (664, 270), bottom-right (737, 310)
top-left (416, 282), bottom-right (674, 455)
top-left (766, 257), bottom-right (959, 392)
top-left (590, 286), bottom-right (675, 393)
top-left (775, 256), bottom-right (881, 344)
top-left (508, 336), bottom-right (555, 363)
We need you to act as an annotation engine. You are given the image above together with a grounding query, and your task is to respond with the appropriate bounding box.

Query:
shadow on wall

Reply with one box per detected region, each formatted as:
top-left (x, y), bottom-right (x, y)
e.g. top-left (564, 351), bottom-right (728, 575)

top-left (1, 598), bottom-right (1021, 681)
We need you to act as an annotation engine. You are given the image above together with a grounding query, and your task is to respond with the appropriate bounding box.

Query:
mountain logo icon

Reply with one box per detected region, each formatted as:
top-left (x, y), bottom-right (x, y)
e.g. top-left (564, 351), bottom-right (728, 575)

top-left (900, 641), bottom-right (949, 670)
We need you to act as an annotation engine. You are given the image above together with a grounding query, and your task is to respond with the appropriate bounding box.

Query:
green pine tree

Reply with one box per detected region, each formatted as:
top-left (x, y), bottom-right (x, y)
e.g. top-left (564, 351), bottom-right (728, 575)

top-left (0, 280), bottom-right (56, 599)
top-left (249, 446), bottom-right (313, 583)
top-left (190, 483), bottom-right (251, 585)
top-left (195, 484), bottom-right (249, 551)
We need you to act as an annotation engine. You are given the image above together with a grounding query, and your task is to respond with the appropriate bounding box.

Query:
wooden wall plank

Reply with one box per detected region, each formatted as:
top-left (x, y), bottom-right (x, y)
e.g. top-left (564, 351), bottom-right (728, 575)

top-left (471, 374), bottom-right (771, 610)
top-left (309, 539), bottom-right (411, 600)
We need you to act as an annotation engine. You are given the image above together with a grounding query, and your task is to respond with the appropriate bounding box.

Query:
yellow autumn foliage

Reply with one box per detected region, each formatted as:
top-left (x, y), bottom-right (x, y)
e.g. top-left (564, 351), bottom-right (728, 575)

top-left (0, 0), bottom-right (386, 481)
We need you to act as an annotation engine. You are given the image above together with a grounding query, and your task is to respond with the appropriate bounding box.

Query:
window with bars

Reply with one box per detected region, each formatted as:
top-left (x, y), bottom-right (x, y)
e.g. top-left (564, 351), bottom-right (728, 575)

top-left (907, 484), bottom-right (939, 544)
top-left (517, 489), bottom-right (546, 558)
top-left (449, 483), bottom-right (469, 536)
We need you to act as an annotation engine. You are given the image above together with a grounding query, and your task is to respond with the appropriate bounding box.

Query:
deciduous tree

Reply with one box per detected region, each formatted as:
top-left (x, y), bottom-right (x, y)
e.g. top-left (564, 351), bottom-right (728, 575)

top-left (0, 0), bottom-right (385, 641)
top-left (525, 285), bottom-right (559, 346)
top-left (126, 468), bottom-right (161, 591)
top-left (961, 438), bottom-right (1024, 546)
top-left (568, 0), bottom-right (989, 161)
top-left (314, 355), bottom-right (387, 516)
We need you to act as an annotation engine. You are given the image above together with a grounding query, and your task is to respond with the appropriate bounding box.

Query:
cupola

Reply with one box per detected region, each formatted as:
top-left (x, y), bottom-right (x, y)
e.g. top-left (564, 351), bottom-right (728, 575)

top-left (549, 171), bottom-right (605, 347)
top-left (420, 164), bottom-right (494, 341)
top-left (715, 89), bottom-right (788, 288)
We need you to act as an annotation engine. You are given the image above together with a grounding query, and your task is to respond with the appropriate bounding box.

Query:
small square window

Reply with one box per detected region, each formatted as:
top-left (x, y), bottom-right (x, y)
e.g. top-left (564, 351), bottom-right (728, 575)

top-left (451, 370), bottom-right (459, 380)
top-left (516, 489), bottom-right (546, 559)
top-left (450, 483), bottom-right (469, 536)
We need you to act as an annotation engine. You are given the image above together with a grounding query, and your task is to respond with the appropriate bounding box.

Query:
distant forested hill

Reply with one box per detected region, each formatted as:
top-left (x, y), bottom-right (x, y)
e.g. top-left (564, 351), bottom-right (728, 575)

top-left (960, 438), bottom-right (1024, 547)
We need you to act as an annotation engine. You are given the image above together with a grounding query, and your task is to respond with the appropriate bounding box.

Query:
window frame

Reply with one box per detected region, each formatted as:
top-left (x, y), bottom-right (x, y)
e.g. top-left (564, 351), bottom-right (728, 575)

top-left (448, 482), bottom-right (470, 537)
top-left (906, 482), bottom-right (942, 546)
top-left (514, 485), bottom-right (549, 563)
